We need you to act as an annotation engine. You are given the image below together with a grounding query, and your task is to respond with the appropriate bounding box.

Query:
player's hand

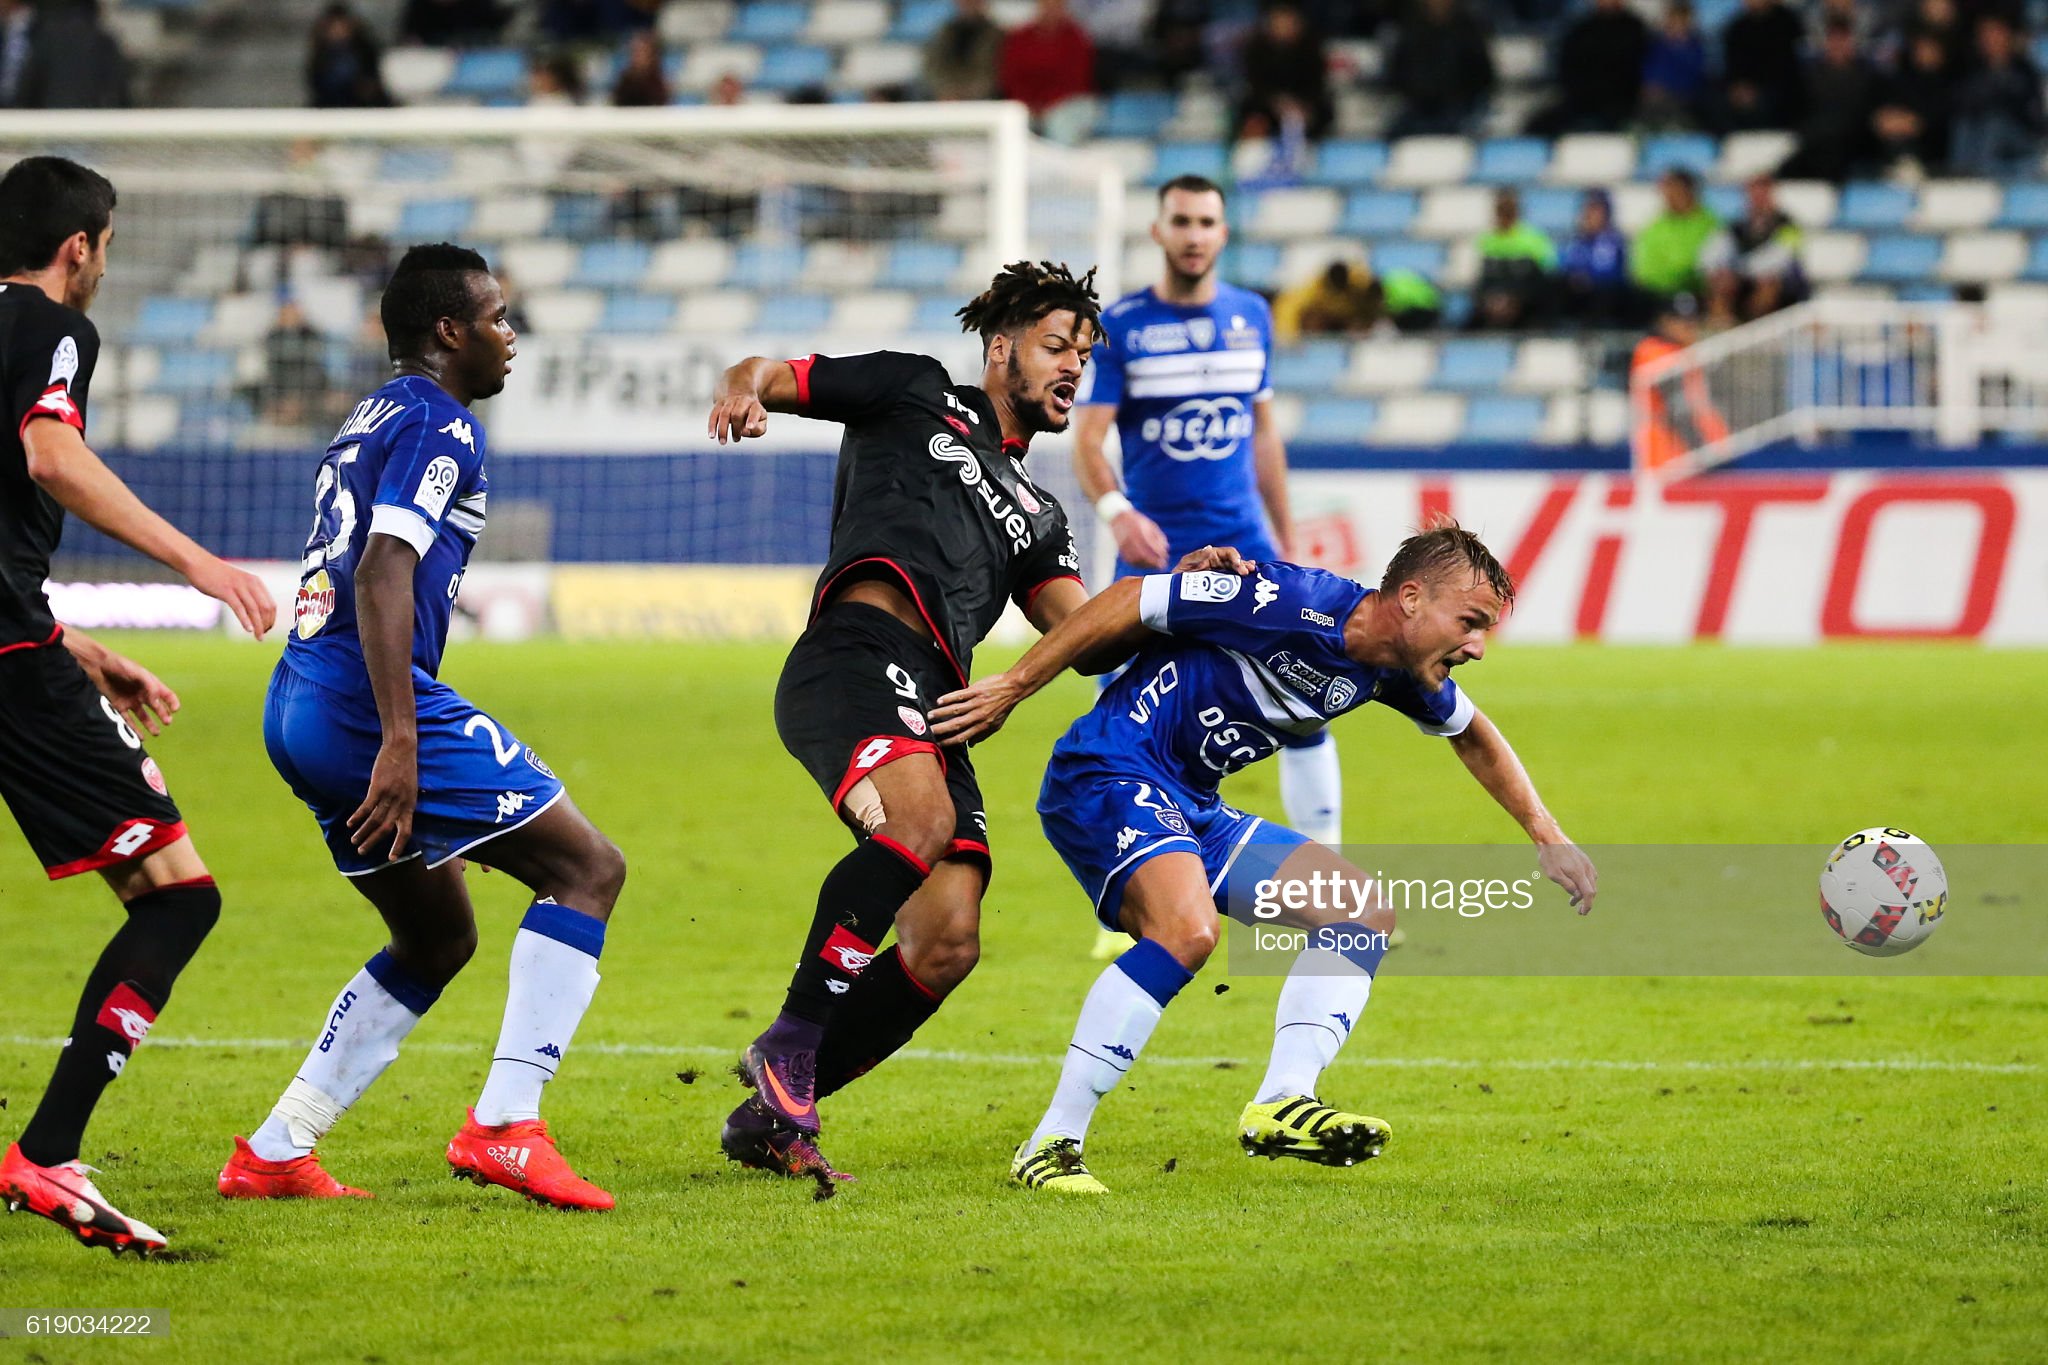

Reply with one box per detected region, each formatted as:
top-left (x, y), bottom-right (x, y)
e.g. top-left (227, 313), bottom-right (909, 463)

top-left (1538, 842), bottom-right (1598, 915)
top-left (707, 391), bottom-right (769, 444)
top-left (1110, 508), bottom-right (1171, 570)
top-left (187, 554), bottom-right (277, 640)
top-left (90, 650), bottom-right (181, 738)
top-left (348, 741), bottom-right (418, 862)
top-left (1173, 544), bottom-right (1258, 576)
top-left (931, 673), bottom-right (1026, 745)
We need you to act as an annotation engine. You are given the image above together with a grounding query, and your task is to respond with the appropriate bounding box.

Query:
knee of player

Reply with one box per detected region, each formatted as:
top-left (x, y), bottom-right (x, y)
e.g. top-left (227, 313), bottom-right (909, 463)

top-left (1152, 914), bottom-right (1218, 970)
top-left (583, 835), bottom-right (627, 908)
top-left (407, 928), bottom-right (477, 988)
top-left (874, 808), bottom-right (954, 869)
top-left (903, 928), bottom-right (978, 993)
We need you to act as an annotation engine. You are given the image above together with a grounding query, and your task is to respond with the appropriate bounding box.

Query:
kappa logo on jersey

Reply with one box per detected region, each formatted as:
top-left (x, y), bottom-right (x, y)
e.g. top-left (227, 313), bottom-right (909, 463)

top-left (495, 791), bottom-right (532, 823)
top-left (414, 455), bottom-right (461, 518)
top-left (1103, 1042), bottom-right (1136, 1061)
top-left (821, 925), bottom-right (876, 975)
top-left (95, 984), bottom-right (157, 1046)
top-left (49, 334), bottom-right (78, 386)
top-left (1179, 571), bottom-right (1240, 603)
top-left (439, 418), bottom-right (475, 450)
top-left (1269, 650), bottom-right (1332, 698)
top-left (898, 705), bottom-right (928, 736)
top-left (1142, 396), bottom-right (1251, 461)
top-left (1253, 577), bottom-right (1279, 613)
top-left (1300, 606), bottom-right (1336, 627)
top-left (535, 1043), bottom-right (562, 1060)
top-left (1115, 826), bottom-right (1142, 854)
top-left (1327, 677), bottom-right (1359, 710)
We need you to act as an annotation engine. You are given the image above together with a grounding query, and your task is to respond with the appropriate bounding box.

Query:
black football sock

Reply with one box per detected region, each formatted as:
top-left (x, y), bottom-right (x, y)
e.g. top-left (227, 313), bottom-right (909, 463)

top-left (17, 879), bottom-right (220, 1168)
top-left (815, 946), bottom-right (945, 1100)
top-left (778, 836), bottom-right (930, 1030)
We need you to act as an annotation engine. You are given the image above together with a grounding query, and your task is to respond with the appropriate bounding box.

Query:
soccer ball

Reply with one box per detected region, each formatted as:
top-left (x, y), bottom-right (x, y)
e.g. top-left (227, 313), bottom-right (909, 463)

top-left (1819, 828), bottom-right (1949, 957)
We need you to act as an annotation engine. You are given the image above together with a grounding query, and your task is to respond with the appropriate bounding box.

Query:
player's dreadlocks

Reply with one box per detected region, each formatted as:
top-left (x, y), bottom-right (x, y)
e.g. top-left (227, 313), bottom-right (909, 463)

top-left (955, 259), bottom-right (1102, 354)
top-left (1380, 515), bottom-right (1517, 609)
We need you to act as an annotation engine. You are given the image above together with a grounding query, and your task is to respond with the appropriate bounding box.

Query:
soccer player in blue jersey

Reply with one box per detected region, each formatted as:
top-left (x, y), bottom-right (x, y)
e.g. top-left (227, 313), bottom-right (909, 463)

top-left (933, 523), bottom-right (1598, 1192)
top-left (216, 245), bottom-right (627, 1211)
top-left (1074, 174), bottom-right (1348, 872)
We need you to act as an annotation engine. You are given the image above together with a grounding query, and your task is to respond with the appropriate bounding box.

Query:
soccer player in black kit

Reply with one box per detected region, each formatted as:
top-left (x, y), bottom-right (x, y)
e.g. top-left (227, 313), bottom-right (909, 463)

top-left (0, 157), bottom-right (275, 1254)
top-left (704, 262), bottom-right (1105, 1182)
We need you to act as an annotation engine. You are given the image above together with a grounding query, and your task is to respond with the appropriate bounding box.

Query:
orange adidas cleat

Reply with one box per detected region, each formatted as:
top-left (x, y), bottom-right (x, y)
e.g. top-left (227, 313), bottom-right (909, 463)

top-left (0, 1142), bottom-right (166, 1257)
top-left (216, 1136), bottom-right (371, 1199)
top-left (445, 1109), bottom-right (613, 1211)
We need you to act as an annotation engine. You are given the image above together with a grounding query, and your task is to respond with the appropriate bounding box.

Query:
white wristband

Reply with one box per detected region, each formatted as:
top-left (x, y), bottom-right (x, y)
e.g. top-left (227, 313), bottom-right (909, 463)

top-left (1094, 490), bottom-right (1135, 525)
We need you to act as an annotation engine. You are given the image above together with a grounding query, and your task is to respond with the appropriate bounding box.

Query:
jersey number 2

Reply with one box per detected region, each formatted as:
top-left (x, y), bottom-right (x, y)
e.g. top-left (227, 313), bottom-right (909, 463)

top-left (464, 714), bottom-right (519, 766)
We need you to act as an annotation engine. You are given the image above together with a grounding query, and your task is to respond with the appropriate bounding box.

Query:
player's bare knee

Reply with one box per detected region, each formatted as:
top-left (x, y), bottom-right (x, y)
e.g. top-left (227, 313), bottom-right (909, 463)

top-left (1148, 915), bottom-right (1217, 970)
top-left (395, 927), bottom-right (476, 989)
top-left (874, 805), bottom-right (953, 869)
top-left (903, 927), bottom-right (978, 994)
top-left (575, 835), bottom-right (627, 917)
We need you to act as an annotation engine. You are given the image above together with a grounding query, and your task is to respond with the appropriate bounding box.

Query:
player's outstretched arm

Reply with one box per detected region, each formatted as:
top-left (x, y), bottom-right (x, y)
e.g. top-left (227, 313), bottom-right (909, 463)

top-left (1447, 709), bottom-right (1598, 913)
top-left (24, 420), bottom-right (276, 639)
top-left (346, 534), bottom-right (423, 863)
top-left (932, 578), bottom-right (1157, 744)
top-left (706, 357), bottom-right (803, 444)
top-left (58, 626), bottom-right (179, 737)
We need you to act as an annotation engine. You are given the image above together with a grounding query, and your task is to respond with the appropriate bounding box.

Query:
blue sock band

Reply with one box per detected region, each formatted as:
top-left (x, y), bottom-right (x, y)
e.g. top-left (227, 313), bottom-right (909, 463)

top-left (365, 948), bottom-right (441, 1016)
top-left (519, 899), bottom-right (606, 960)
top-left (1114, 937), bottom-right (1194, 1007)
top-left (1326, 924), bottom-right (1388, 977)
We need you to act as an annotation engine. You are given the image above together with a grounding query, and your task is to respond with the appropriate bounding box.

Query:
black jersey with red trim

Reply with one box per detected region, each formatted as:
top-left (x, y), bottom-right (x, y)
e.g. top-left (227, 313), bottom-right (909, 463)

top-left (0, 284), bottom-right (99, 649)
top-left (794, 350), bottom-right (1081, 685)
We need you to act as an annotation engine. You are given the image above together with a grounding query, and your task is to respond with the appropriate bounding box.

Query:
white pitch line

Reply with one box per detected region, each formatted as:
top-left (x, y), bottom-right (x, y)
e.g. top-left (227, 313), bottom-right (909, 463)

top-left (0, 1035), bottom-right (2034, 1075)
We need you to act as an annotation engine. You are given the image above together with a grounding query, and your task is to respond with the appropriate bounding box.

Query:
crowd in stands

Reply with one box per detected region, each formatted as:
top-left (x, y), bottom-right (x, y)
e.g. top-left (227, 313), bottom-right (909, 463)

top-left (0, 0), bottom-right (132, 108)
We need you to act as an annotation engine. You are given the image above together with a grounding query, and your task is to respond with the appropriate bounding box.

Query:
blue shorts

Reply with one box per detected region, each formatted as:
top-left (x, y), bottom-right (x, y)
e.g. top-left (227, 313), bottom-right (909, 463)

top-left (1038, 760), bottom-right (1311, 932)
top-left (264, 660), bottom-right (566, 878)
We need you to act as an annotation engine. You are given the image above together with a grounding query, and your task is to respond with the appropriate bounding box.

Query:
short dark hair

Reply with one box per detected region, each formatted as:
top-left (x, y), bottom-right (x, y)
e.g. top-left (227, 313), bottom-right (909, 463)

top-left (1157, 174), bottom-right (1226, 206)
top-left (380, 242), bottom-right (491, 359)
top-left (1379, 516), bottom-right (1516, 608)
top-left (956, 259), bottom-right (1101, 354)
top-left (0, 157), bottom-right (116, 276)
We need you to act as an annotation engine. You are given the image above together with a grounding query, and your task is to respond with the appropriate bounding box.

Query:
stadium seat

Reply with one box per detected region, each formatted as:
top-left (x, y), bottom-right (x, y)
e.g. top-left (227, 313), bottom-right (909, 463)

top-left (1341, 339), bottom-right (1437, 394)
top-left (1471, 138), bottom-right (1551, 186)
top-left (730, 1), bottom-right (809, 43)
top-left (1775, 180), bottom-right (1839, 229)
top-left (1413, 186), bottom-right (1493, 238)
top-left (578, 241), bottom-right (653, 290)
top-left (808, 0), bottom-right (889, 43)
top-left (1641, 134), bottom-right (1718, 179)
top-left (829, 290), bottom-right (917, 334)
top-left (1366, 239), bottom-right (1447, 279)
top-left (500, 241), bottom-right (577, 291)
top-left (1338, 189), bottom-right (1418, 237)
top-left (1609, 182), bottom-right (1663, 232)
top-left (1149, 142), bottom-right (1228, 185)
top-left (888, 0), bottom-right (951, 42)
top-left (474, 193), bottom-right (551, 240)
top-left (1939, 231), bottom-right (2026, 282)
top-left (1296, 397), bottom-right (1381, 444)
top-left (1370, 393), bottom-right (1464, 445)
top-left (1509, 338), bottom-right (1588, 394)
top-left (1519, 186), bottom-right (1580, 236)
top-left (1986, 281), bottom-right (2048, 320)
top-left (1247, 187), bottom-right (1341, 239)
top-left (1091, 139), bottom-right (1157, 185)
top-left (526, 289), bottom-right (604, 335)
top-left (1383, 136), bottom-right (1475, 187)
top-left (1462, 395), bottom-right (1547, 442)
top-left (1913, 180), bottom-right (2001, 231)
top-left (1994, 183), bottom-right (2048, 230)
top-left (1491, 34), bottom-right (1545, 82)
top-left (544, 194), bottom-right (608, 240)
top-left (1860, 234), bottom-right (1943, 283)
top-left (204, 293), bottom-right (274, 346)
top-left (1268, 342), bottom-right (1349, 392)
top-left (398, 197), bottom-right (475, 240)
top-left (149, 347), bottom-right (237, 395)
top-left (1703, 184), bottom-right (1744, 222)
top-left (131, 296), bottom-right (212, 346)
top-left (729, 242), bottom-right (809, 289)
top-left (677, 43), bottom-right (763, 92)
top-left (753, 45), bottom-right (834, 92)
top-left (1229, 241), bottom-right (1286, 290)
top-left (1547, 134), bottom-right (1635, 185)
top-left (443, 49), bottom-right (526, 99)
top-left (755, 294), bottom-right (834, 332)
top-left (1538, 394), bottom-right (1587, 444)
top-left (1837, 183), bottom-right (1917, 232)
top-left (800, 242), bottom-right (883, 292)
top-left (2022, 236), bottom-right (2048, 281)
top-left (1801, 230), bottom-right (1869, 284)
top-left (910, 294), bottom-right (962, 332)
top-left (677, 290), bottom-right (759, 334)
top-left (1277, 237), bottom-right (1366, 285)
top-left (1434, 338), bottom-right (1516, 392)
top-left (379, 147), bottom-right (454, 183)
top-left (600, 294), bottom-right (677, 334)
top-left (877, 241), bottom-right (964, 291)
top-left (383, 46), bottom-right (455, 102)
top-left (1100, 92), bottom-right (1179, 140)
top-left (1717, 130), bottom-right (1796, 181)
top-left (839, 41), bottom-right (920, 92)
top-left (1306, 140), bottom-right (1389, 188)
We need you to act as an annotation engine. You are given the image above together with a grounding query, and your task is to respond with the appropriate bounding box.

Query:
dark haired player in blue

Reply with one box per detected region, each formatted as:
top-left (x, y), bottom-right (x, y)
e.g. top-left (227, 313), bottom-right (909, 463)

top-left (933, 523), bottom-right (1598, 1193)
top-left (217, 245), bottom-right (627, 1212)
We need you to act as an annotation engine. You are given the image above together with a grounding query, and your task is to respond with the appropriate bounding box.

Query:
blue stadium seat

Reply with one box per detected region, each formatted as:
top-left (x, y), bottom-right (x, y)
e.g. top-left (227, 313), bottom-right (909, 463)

top-left (1369, 240), bottom-right (1447, 279)
top-left (1268, 342), bottom-right (1349, 392)
top-left (756, 294), bottom-right (834, 331)
top-left (2023, 236), bottom-right (2048, 281)
top-left (1641, 134), bottom-right (1718, 179)
top-left (151, 348), bottom-right (236, 395)
top-left (600, 294), bottom-right (675, 334)
top-left (1471, 138), bottom-right (1550, 186)
top-left (545, 193), bottom-right (608, 240)
top-left (132, 296), bottom-right (213, 345)
top-left (729, 243), bottom-right (809, 289)
top-left (1703, 183), bottom-right (1744, 222)
top-left (579, 240), bottom-right (652, 289)
top-left (1296, 398), bottom-right (1380, 444)
top-left (1895, 283), bottom-right (1951, 302)
top-left (1462, 395), bottom-right (1547, 442)
top-left (1519, 187), bottom-right (1581, 236)
top-left (1860, 234), bottom-right (1943, 283)
top-left (1994, 184), bottom-right (2048, 230)
top-left (1149, 142), bottom-right (1228, 185)
top-left (1100, 92), bottom-right (1178, 140)
top-left (380, 147), bottom-right (454, 183)
top-left (911, 294), bottom-right (961, 332)
top-left (1838, 183), bottom-right (1917, 231)
top-left (1340, 190), bottom-right (1419, 237)
top-left (890, 0), bottom-right (951, 42)
top-left (1434, 338), bottom-right (1516, 391)
top-left (878, 241), bottom-right (963, 291)
top-left (754, 45), bottom-right (835, 92)
top-left (1440, 290), bottom-right (1472, 328)
top-left (730, 1), bottom-right (809, 43)
top-left (398, 197), bottom-right (475, 239)
top-left (1229, 241), bottom-right (1285, 289)
top-left (443, 49), bottom-right (526, 99)
top-left (1306, 140), bottom-right (1388, 188)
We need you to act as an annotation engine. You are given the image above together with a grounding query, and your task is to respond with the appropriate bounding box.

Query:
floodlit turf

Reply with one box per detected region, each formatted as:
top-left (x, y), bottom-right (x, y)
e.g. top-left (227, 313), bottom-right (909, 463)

top-left (2, 636), bottom-right (2045, 1362)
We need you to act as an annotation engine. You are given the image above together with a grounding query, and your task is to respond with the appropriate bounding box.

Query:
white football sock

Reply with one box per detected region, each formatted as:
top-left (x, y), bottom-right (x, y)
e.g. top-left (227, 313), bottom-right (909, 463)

top-left (1279, 736), bottom-right (1343, 846)
top-left (472, 901), bottom-right (605, 1127)
top-left (1256, 948), bottom-right (1373, 1103)
top-left (1031, 940), bottom-right (1191, 1147)
top-left (249, 952), bottom-right (435, 1162)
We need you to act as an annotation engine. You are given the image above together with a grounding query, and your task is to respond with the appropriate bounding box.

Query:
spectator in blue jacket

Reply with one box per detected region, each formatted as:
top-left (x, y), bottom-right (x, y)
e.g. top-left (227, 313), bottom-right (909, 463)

top-left (1640, 1), bottom-right (1708, 129)
top-left (1559, 189), bottom-right (1635, 326)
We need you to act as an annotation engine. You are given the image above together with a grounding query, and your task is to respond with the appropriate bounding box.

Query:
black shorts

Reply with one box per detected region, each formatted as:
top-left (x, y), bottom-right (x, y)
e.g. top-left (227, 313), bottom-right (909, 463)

top-left (774, 602), bottom-right (989, 868)
top-left (0, 638), bottom-right (186, 879)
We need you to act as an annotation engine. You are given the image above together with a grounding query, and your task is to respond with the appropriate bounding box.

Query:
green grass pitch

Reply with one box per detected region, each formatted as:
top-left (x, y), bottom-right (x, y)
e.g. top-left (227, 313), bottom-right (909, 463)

top-left (2, 635), bottom-right (2045, 1362)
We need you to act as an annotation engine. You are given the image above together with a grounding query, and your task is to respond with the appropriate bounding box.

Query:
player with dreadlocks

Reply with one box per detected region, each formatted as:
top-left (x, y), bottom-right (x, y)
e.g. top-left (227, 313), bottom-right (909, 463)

top-left (706, 262), bottom-right (1244, 1184)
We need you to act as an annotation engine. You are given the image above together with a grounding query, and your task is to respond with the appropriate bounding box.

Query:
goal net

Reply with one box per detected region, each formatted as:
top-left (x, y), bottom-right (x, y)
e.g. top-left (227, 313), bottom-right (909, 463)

top-left (0, 104), bottom-right (1122, 635)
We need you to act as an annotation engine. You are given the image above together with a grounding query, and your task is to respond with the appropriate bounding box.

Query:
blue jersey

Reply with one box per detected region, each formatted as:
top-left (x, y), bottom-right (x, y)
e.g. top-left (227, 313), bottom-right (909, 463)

top-left (282, 375), bottom-right (489, 695)
top-left (1080, 283), bottom-right (1276, 560)
top-left (1055, 562), bottom-right (1474, 805)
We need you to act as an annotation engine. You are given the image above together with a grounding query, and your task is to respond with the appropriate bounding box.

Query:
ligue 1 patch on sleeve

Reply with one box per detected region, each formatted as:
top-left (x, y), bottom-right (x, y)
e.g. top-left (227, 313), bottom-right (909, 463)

top-left (49, 335), bottom-right (78, 386)
top-left (96, 982), bottom-right (158, 1047)
top-left (1179, 571), bottom-right (1241, 603)
top-left (414, 454), bottom-right (461, 518)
